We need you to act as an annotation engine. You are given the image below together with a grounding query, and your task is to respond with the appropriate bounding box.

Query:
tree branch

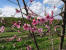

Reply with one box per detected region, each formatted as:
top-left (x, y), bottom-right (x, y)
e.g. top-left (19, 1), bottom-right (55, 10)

top-left (16, 0), bottom-right (25, 24)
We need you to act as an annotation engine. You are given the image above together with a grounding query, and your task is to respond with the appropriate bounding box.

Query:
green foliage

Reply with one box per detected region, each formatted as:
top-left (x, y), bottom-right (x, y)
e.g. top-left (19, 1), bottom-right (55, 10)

top-left (4, 17), bottom-right (22, 27)
top-left (0, 17), bottom-right (31, 27)
top-left (0, 17), bottom-right (62, 27)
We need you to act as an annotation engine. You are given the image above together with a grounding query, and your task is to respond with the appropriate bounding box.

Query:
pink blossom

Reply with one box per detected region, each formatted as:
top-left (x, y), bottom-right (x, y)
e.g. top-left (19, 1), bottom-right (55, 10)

top-left (26, 45), bottom-right (32, 50)
top-left (36, 19), bottom-right (40, 24)
top-left (13, 21), bottom-right (21, 29)
top-left (0, 26), bottom-right (5, 33)
top-left (13, 22), bottom-right (17, 26)
top-left (37, 17), bottom-right (41, 24)
top-left (13, 35), bottom-right (17, 38)
top-left (18, 21), bottom-right (21, 25)
top-left (17, 30), bottom-right (21, 33)
top-left (7, 37), bottom-right (14, 41)
top-left (49, 17), bottom-right (54, 24)
top-left (7, 38), bottom-right (13, 41)
top-left (45, 25), bottom-right (50, 32)
top-left (40, 18), bottom-right (45, 24)
top-left (6, 35), bottom-right (16, 41)
top-left (16, 24), bottom-right (20, 29)
top-left (30, 0), bottom-right (34, 2)
top-left (16, 9), bottom-right (20, 13)
top-left (23, 24), bottom-right (30, 31)
top-left (38, 28), bottom-right (43, 33)
top-left (30, 27), bottom-right (37, 32)
top-left (27, 16), bottom-right (31, 20)
top-left (37, 17), bottom-right (46, 24)
top-left (46, 14), bottom-right (50, 20)
top-left (51, 11), bottom-right (54, 17)
top-left (17, 38), bottom-right (22, 42)
top-left (37, 17), bottom-right (41, 20)
top-left (32, 19), bottom-right (37, 26)
top-left (33, 18), bottom-right (35, 21)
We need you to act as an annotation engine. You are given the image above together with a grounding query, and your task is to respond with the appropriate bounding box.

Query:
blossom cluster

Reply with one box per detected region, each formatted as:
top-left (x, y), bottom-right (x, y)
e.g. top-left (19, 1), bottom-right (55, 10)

top-left (23, 14), bottom-right (54, 34)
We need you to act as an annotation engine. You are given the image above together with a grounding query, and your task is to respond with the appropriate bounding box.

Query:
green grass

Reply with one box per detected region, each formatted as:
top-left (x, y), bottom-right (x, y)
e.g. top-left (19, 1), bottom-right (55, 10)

top-left (0, 31), bottom-right (66, 50)
top-left (0, 25), bottom-right (66, 50)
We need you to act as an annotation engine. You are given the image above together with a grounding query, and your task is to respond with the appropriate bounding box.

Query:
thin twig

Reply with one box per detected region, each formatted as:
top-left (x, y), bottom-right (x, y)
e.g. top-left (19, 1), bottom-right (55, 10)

top-left (16, 0), bottom-right (25, 24)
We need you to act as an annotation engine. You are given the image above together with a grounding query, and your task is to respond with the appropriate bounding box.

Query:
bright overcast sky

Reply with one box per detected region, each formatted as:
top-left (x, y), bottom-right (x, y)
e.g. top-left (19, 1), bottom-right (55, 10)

top-left (0, 0), bottom-right (64, 19)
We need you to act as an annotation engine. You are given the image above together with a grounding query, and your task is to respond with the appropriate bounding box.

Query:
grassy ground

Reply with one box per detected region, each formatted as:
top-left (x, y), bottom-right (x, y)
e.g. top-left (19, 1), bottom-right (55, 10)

top-left (0, 17), bottom-right (66, 50)
top-left (0, 31), bottom-right (66, 50)
top-left (0, 25), bottom-right (66, 50)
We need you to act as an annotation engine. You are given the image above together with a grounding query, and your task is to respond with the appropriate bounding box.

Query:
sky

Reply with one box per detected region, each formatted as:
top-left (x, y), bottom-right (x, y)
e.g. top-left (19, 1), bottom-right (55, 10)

top-left (0, 0), bottom-right (23, 8)
top-left (0, 0), bottom-right (43, 8)
top-left (0, 0), bottom-right (64, 19)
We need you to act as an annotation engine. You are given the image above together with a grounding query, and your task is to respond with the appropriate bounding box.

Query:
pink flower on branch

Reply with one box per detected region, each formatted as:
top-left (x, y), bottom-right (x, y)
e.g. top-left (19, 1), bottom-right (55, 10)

top-left (16, 24), bottom-right (20, 29)
top-left (36, 19), bottom-right (40, 24)
top-left (27, 16), bottom-right (31, 20)
top-left (17, 37), bottom-right (22, 42)
top-left (49, 17), bottom-right (54, 24)
top-left (0, 26), bottom-right (5, 33)
top-left (16, 9), bottom-right (20, 13)
top-left (12, 21), bottom-right (21, 29)
top-left (18, 21), bottom-right (21, 25)
top-left (26, 45), bottom-right (32, 50)
top-left (17, 30), bottom-right (21, 33)
top-left (40, 18), bottom-right (46, 24)
top-left (6, 35), bottom-right (17, 41)
top-left (30, 26), bottom-right (37, 32)
top-left (30, 0), bottom-right (34, 2)
top-left (38, 28), bottom-right (43, 33)
top-left (51, 11), bottom-right (54, 17)
top-left (13, 21), bottom-right (17, 27)
top-left (32, 19), bottom-right (38, 26)
top-left (46, 14), bottom-right (50, 20)
top-left (23, 24), bottom-right (31, 31)
top-left (37, 17), bottom-right (41, 20)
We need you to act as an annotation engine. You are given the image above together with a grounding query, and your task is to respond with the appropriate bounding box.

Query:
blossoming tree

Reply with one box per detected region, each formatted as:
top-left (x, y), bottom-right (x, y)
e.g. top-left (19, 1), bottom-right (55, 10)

top-left (3, 0), bottom-right (66, 50)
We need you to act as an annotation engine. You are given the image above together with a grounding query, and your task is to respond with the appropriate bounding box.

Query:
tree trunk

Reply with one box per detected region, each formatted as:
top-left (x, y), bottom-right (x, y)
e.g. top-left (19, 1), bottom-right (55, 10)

top-left (59, 1), bottom-right (66, 50)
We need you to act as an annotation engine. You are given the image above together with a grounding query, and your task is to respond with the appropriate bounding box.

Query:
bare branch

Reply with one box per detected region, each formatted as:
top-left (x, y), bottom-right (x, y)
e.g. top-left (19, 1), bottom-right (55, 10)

top-left (16, 0), bottom-right (25, 24)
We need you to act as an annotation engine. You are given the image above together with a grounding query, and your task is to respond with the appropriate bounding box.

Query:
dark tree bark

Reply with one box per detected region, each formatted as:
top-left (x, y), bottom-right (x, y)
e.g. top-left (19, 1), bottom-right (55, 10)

top-left (60, 1), bottom-right (66, 50)
top-left (22, 0), bottom-right (28, 15)
top-left (32, 32), bottom-right (39, 50)
top-left (22, 0), bottom-right (39, 50)
top-left (16, 0), bottom-right (25, 24)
